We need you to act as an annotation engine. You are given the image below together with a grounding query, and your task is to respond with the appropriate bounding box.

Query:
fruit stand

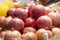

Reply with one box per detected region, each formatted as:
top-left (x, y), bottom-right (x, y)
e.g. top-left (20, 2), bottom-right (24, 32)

top-left (0, 0), bottom-right (60, 40)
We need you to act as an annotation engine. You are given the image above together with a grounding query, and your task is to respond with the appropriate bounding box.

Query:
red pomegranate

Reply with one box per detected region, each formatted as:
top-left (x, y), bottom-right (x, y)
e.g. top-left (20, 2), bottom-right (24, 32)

top-left (7, 8), bottom-right (16, 17)
top-left (37, 16), bottom-right (52, 29)
top-left (25, 17), bottom-right (36, 28)
top-left (45, 7), bottom-right (54, 15)
top-left (48, 12), bottom-right (60, 26)
top-left (28, 4), bottom-right (35, 17)
top-left (7, 18), bottom-right (24, 31)
top-left (31, 5), bottom-right (46, 19)
top-left (14, 8), bottom-right (28, 20)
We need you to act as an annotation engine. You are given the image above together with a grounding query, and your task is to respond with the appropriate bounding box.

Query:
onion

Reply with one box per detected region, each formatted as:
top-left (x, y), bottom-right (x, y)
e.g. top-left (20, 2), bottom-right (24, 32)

top-left (36, 29), bottom-right (47, 40)
top-left (23, 27), bottom-right (36, 33)
top-left (4, 30), bottom-right (22, 40)
top-left (0, 31), bottom-right (6, 38)
top-left (4, 16), bottom-right (12, 26)
top-left (22, 32), bottom-right (37, 40)
top-left (52, 27), bottom-right (60, 36)
top-left (47, 30), bottom-right (53, 39)
top-left (36, 29), bottom-right (53, 40)
top-left (0, 16), bottom-right (5, 27)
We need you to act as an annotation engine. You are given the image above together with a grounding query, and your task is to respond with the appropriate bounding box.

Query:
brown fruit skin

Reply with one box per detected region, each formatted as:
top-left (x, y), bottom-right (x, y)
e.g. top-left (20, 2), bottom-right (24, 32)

top-left (47, 30), bottom-right (53, 39)
top-left (22, 32), bottom-right (37, 40)
top-left (52, 27), bottom-right (60, 36)
top-left (37, 16), bottom-right (52, 29)
top-left (36, 29), bottom-right (53, 40)
top-left (23, 27), bottom-right (36, 33)
top-left (0, 16), bottom-right (5, 26)
top-left (4, 16), bottom-right (12, 26)
top-left (7, 18), bottom-right (24, 31)
top-left (4, 30), bottom-right (22, 40)
top-left (36, 29), bottom-right (47, 40)
top-left (0, 31), bottom-right (6, 38)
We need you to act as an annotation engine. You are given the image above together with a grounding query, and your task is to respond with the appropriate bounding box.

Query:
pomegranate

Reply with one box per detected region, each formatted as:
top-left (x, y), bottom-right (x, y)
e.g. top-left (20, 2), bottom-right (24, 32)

top-left (7, 18), bottom-right (24, 31)
top-left (25, 17), bottom-right (36, 28)
top-left (31, 5), bottom-right (46, 19)
top-left (0, 31), bottom-right (6, 38)
top-left (45, 7), bottom-right (54, 15)
top-left (7, 8), bottom-right (16, 17)
top-left (28, 4), bottom-right (35, 17)
top-left (4, 16), bottom-right (12, 26)
top-left (48, 12), bottom-right (60, 26)
top-left (37, 16), bottom-right (52, 29)
top-left (14, 8), bottom-right (28, 20)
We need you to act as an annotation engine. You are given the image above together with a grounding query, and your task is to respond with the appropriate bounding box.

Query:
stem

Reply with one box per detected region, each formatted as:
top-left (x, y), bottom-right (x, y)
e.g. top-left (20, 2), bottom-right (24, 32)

top-left (43, 32), bottom-right (49, 40)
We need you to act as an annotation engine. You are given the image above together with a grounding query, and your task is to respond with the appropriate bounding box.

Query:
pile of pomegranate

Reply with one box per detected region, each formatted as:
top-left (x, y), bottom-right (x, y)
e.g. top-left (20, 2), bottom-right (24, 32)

top-left (0, 4), bottom-right (60, 40)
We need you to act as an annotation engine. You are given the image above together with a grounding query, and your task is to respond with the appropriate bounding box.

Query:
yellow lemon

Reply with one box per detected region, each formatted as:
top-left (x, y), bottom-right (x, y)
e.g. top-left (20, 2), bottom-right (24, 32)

top-left (3, 0), bottom-right (14, 8)
top-left (0, 4), bottom-right (9, 16)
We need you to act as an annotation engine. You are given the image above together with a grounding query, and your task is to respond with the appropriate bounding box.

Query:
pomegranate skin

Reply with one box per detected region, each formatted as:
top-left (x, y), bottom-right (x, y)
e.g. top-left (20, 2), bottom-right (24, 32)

top-left (14, 8), bottom-right (28, 20)
top-left (31, 5), bottom-right (46, 19)
top-left (7, 8), bottom-right (16, 17)
top-left (28, 4), bottom-right (35, 17)
top-left (25, 18), bottom-right (36, 28)
top-left (48, 12), bottom-right (60, 26)
top-left (37, 16), bottom-right (52, 29)
top-left (7, 18), bottom-right (24, 31)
